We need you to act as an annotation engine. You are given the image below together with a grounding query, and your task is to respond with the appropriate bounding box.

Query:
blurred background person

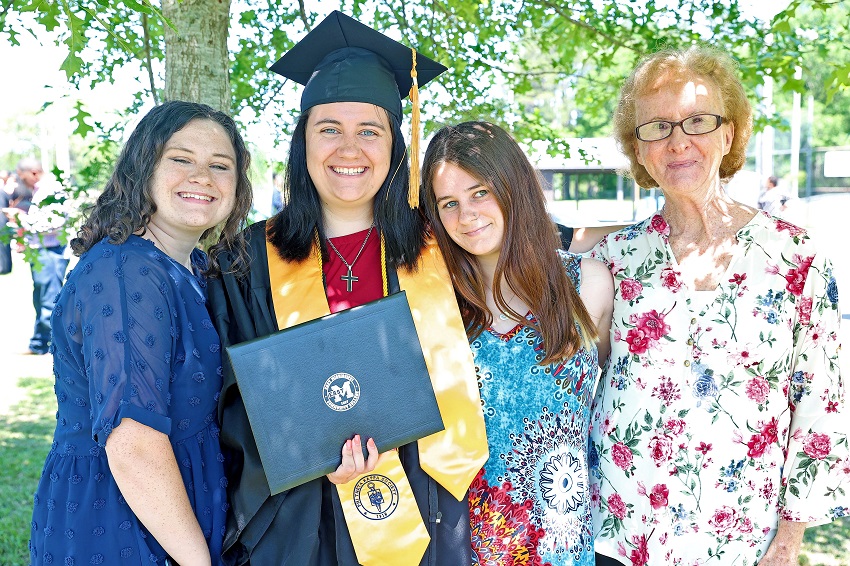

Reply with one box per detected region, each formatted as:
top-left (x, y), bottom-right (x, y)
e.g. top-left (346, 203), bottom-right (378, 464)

top-left (2, 157), bottom-right (69, 354)
top-left (0, 168), bottom-right (13, 274)
top-left (758, 174), bottom-right (792, 216)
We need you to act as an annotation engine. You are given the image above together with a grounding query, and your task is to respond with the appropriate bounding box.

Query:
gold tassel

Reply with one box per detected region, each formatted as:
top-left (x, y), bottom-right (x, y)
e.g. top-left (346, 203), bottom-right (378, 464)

top-left (408, 47), bottom-right (420, 209)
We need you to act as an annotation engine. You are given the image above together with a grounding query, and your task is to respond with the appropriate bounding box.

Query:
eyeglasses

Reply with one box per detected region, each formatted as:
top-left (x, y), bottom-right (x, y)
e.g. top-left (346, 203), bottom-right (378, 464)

top-left (635, 114), bottom-right (725, 142)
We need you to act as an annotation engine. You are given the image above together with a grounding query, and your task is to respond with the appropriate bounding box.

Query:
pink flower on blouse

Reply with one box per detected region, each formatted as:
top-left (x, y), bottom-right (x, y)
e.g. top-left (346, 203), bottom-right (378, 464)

top-left (664, 418), bottom-right (686, 436)
top-left (626, 328), bottom-right (651, 355)
top-left (728, 345), bottom-right (757, 368)
top-left (652, 377), bottom-right (682, 407)
top-left (648, 434), bottom-right (674, 467)
top-left (660, 268), bottom-right (684, 293)
top-left (629, 534), bottom-right (650, 566)
top-left (696, 441), bottom-right (712, 454)
top-left (590, 482), bottom-right (601, 508)
top-left (708, 506), bottom-right (739, 535)
top-left (612, 441), bottom-right (634, 470)
top-left (745, 376), bottom-right (770, 404)
top-left (798, 296), bottom-right (813, 326)
top-left (784, 255), bottom-right (814, 296)
top-left (648, 214), bottom-right (669, 235)
top-left (602, 412), bottom-right (616, 435)
top-left (620, 278), bottom-right (644, 301)
top-left (804, 433), bottom-right (832, 460)
top-left (738, 516), bottom-right (754, 534)
top-left (746, 434), bottom-right (769, 459)
top-left (636, 310), bottom-right (670, 340)
top-left (608, 492), bottom-right (627, 519)
top-left (775, 218), bottom-right (805, 236)
top-left (729, 273), bottom-right (747, 286)
top-left (761, 417), bottom-right (779, 444)
top-left (649, 483), bottom-right (669, 509)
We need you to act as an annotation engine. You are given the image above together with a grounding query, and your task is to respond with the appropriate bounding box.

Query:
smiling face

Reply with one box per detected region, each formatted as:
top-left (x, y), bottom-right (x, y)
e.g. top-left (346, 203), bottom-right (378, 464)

top-left (306, 101), bottom-right (393, 219)
top-left (430, 161), bottom-right (505, 266)
top-left (633, 75), bottom-right (735, 199)
top-left (147, 118), bottom-right (237, 241)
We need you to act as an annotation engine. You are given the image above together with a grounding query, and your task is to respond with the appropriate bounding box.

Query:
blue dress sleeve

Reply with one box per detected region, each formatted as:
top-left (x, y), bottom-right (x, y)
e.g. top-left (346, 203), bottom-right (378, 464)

top-left (73, 244), bottom-right (176, 445)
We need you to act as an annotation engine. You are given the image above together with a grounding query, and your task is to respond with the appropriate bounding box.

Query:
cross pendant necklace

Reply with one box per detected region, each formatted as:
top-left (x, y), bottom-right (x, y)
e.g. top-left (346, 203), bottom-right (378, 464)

top-left (340, 267), bottom-right (358, 292)
top-left (326, 225), bottom-right (374, 292)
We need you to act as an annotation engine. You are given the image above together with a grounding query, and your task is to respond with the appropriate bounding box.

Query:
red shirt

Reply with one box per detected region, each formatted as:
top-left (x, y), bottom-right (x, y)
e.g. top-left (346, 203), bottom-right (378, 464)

top-left (323, 227), bottom-right (383, 313)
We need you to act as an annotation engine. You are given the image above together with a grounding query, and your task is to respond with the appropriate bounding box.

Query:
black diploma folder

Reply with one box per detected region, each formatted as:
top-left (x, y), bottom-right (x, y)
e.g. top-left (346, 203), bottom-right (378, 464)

top-left (224, 291), bottom-right (445, 495)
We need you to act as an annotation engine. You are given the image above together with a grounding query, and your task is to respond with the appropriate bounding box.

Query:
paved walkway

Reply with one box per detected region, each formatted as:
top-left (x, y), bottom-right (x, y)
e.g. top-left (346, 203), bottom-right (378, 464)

top-left (0, 251), bottom-right (54, 414)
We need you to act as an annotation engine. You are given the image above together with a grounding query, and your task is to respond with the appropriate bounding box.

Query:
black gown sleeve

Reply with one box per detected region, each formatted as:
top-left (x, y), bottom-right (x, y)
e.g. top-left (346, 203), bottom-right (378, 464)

top-left (557, 223), bottom-right (574, 251)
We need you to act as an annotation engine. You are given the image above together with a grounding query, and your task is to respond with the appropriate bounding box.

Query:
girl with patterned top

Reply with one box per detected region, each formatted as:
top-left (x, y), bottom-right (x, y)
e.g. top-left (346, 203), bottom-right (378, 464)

top-left (421, 121), bottom-right (614, 565)
top-left (589, 46), bottom-right (847, 566)
top-left (28, 101), bottom-right (253, 566)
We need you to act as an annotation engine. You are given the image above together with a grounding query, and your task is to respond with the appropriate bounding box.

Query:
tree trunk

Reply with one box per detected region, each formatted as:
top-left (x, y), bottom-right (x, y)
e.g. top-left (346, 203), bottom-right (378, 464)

top-left (162, 0), bottom-right (231, 113)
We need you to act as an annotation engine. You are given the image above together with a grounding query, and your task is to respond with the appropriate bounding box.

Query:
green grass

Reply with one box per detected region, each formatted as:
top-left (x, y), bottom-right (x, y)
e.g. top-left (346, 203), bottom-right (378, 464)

top-left (800, 516), bottom-right (850, 566)
top-left (0, 377), bottom-right (848, 565)
top-left (0, 377), bottom-right (55, 566)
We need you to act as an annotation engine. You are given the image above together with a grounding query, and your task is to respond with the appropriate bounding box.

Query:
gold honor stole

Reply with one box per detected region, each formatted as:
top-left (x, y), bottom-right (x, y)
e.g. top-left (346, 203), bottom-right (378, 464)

top-left (266, 235), bottom-right (488, 566)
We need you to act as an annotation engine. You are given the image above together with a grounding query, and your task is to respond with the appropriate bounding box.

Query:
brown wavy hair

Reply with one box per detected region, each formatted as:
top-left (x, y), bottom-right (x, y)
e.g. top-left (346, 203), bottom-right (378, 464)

top-left (421, 121), bottom-right (597, 365)
top-left (71, 101), bottom-right (253, 276)
top-left (614, 46), bottom-right (753, 188)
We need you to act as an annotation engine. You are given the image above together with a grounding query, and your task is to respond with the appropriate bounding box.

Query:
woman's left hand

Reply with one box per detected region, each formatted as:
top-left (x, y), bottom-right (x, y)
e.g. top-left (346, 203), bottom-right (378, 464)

top-left (326, 434), bottom-right (379, 485)
top-left (759, 519), bottom-right (807, 565)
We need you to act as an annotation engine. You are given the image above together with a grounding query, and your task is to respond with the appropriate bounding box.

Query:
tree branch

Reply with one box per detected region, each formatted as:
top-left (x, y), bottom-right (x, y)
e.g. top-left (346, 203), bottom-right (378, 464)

top-left (535, 0), bottom-right (640, 54)
top-left (141, 12), bottom-right (159, 105)
top-left (297, 0), bottom-right (310, 31)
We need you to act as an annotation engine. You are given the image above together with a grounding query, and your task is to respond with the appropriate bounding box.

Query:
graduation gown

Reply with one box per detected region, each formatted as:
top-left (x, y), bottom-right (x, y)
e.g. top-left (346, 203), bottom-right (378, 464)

top-left (208, 220), bottom-right (473, 565)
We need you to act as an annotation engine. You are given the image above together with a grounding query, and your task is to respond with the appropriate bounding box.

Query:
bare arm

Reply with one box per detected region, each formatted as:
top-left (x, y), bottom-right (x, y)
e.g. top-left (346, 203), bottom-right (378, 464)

top-left (568, 225), bottom-right (626, 254)
top-left (105, 418), bottom-right (211, 566)
top-left (758, 520), bottom-right (807, 565)
top-left (579, 257), bottom-right (614, 363)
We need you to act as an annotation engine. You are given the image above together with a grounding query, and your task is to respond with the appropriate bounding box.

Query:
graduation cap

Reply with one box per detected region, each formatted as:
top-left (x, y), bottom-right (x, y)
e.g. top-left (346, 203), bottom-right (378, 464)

top-left (270, 10), bottom-right (447, 207)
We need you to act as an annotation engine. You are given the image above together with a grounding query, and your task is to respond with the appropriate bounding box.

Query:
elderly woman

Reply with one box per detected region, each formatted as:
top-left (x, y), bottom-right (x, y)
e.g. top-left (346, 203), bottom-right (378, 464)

top-left (589, 47), bottom-right (847, 566)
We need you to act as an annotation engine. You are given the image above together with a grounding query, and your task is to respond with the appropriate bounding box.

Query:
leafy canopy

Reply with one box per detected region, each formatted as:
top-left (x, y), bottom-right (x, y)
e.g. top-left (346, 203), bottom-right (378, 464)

top-left (1, 0), bottom-right (848, 148)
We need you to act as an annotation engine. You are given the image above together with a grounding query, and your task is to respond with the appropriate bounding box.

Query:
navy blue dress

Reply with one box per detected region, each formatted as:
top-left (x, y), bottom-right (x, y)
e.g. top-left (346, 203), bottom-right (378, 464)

top-left (29, 236), bottom-right (227, 565)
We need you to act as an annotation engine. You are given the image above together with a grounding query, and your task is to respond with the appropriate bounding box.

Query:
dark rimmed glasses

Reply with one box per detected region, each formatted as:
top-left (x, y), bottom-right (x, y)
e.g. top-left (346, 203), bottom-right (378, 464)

top-left (635, 113), bottom-right (725, 142)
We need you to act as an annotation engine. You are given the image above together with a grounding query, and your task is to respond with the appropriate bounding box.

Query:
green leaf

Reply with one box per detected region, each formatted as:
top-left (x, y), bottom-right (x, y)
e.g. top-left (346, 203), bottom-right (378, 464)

top-left (72, 101), bottom-right (94, 137)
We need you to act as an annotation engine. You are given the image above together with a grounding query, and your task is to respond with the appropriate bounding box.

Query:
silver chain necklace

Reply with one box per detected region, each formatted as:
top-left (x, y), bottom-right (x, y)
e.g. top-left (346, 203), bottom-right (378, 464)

top-left (326, 225), bottom-right (374, 292)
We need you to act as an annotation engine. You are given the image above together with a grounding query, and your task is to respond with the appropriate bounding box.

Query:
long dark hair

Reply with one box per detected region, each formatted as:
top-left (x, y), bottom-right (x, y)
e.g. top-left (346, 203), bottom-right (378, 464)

top-left (71, 101), bottom-right (253, 276)
top-left (421, 121), bottom-right (597, 364)
top-left (267, 107), bottom-right (426, 270)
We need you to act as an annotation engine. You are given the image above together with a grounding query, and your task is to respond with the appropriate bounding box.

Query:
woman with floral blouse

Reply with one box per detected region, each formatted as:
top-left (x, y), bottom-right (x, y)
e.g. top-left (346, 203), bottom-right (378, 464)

top-left (589, 46), bottom-right (846, 566)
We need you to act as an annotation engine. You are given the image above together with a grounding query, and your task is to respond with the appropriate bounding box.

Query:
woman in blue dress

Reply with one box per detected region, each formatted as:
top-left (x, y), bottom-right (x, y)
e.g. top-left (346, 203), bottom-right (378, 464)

top-left (28, 101), bottom-right (253, 566)
top-left (421, 121), bottom-right (614, 565)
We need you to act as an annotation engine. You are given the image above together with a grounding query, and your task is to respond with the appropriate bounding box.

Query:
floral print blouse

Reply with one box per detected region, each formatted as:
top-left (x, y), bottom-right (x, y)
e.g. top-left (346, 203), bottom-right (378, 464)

top-left (588, 211), bottom-right (847, 566)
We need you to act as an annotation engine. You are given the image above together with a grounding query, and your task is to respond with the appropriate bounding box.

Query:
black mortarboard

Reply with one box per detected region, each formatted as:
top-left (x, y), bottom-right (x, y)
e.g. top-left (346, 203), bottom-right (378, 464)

top-left (269, 10), bottom-right (446, 121)
top-left (270, 10), bottom-right (447, 207)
